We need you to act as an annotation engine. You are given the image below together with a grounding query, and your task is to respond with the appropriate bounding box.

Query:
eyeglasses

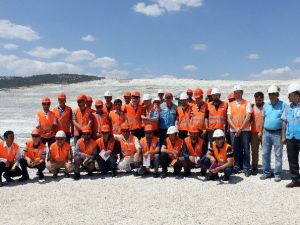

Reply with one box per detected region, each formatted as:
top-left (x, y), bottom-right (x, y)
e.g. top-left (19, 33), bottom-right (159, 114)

top-left (56, 138), bottom-right (65, 141)
top-left (42, 103), bottom-right (50, 106)
top-left (214, 137), bottom-right (224, 140)
top-left (95, 105), bottom-right (103, 108)
top-left (122, 130), bottom-right (130, 132)
top-left (132, 96), bottom-right (140, 99)
top-left (82, 133), bottom-right (91, 136)
top-left (32, 135), bottom-right (40, 138)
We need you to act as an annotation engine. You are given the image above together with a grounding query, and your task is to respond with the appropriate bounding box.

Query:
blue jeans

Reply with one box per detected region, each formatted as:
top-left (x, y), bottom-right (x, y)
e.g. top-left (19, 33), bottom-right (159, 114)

top-left (262, 129), bottom-right (283, 176)
top-left (202, 157), bottom-right (233, 177)
top-left (230, 131), bottom-right (251, 172)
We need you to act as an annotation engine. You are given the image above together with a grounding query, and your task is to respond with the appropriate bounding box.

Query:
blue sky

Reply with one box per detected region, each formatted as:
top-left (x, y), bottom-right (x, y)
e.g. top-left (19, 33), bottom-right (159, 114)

top-left (0, 0), bottom-right (300, 79)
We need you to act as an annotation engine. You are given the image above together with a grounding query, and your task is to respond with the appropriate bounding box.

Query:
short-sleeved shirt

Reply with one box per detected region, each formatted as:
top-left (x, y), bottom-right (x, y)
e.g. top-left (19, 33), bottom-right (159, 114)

top-left (227, 99), bottom-right (252, 131)
top-left (263, 100), bottom-right (286, 130)
top-left (159, 102), bottom-right (177, 129)
top-left (208, 145), bottom-right (234, 158)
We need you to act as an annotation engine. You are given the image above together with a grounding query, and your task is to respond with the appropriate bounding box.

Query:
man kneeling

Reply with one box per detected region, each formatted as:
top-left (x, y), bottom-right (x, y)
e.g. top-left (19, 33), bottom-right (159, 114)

top-left (203, 129), bottom-right (234, 181)
top-left (47, 131), bottom-right (73, 178)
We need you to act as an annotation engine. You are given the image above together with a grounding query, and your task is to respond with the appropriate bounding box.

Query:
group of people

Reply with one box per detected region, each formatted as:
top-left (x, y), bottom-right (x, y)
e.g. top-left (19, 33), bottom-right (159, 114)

top-left (0, 83), bottom-right (299, 188)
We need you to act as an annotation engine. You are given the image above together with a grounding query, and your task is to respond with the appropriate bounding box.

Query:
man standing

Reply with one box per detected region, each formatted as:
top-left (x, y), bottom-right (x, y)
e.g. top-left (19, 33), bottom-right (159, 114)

top-left (109, 99), bottom-right (127, 135)
top-left (227, 85), bottom-right (252, 177)
top-left (157, 89), bottom-right (165, 104)
top-left (92, 99), bottom-right (109, 139)
top-left (103, 91), bottom-right (115, 114)
top-left (123, 91), bottom-right (132, 105)
top-left (282, 83), bottom-right (300, 188)
top-left (186, 88), bottom-right (195, 106)
top-left (142, 94), bottom-right (160, 136)
top-left (260, 85), bottom-right (285, 182)
top-left (176, 92), bottom-right (192, 139)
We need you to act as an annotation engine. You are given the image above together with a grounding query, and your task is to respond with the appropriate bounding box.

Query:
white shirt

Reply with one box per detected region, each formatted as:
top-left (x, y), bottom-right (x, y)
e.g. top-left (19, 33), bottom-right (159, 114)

top-left (227, 99), bottom-right (252, 132)
top-left (113, 134), bottom-right (142, 151)
top-left (0, 141), bottom-right (21, 164)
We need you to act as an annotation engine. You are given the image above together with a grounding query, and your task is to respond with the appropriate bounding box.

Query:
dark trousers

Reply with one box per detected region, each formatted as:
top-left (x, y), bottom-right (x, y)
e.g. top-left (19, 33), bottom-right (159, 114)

top-left (99, 155), bottom-right (117, 174)
top-left (19, 158), bottom-right (46, 176)
top-left (0, 162), bottom-right (23, 179)
top-left (41, 137), bottom-right (56, 148)
top-left (182, 159), bottom-right (194, 174)
top-left (202, 157), bottom-right (233, 177)
top-left (178, 130), bottom-right (188, 139)
top-left (160, 152), bottom-right (182, 173)
top-left (287, 138), bottom-right (300, 183)
top-left (139, 154), bottom-right (160, 175)
top-left (158, 129), bottom-right (168, 145)
top-left (131, 128), bottom-right (144, 140)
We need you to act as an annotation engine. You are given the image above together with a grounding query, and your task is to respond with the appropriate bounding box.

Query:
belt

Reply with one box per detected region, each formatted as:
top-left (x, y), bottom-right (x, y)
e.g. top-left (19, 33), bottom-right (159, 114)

top-left (264, 128), bottom-right (282, 132)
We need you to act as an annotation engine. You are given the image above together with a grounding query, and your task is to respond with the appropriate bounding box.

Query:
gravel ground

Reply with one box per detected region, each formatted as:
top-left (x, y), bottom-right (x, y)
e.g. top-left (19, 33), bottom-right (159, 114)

top-left (0, 151), bottom-right (299, 225)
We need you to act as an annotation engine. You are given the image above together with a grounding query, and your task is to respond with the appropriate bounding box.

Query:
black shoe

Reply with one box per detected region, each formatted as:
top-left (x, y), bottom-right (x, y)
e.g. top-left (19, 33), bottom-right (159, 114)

top-left (87, 172), bottom-right (93, 176)
top-left (153, 172), bottom-right (159, 178)
top-left (244, 170), bottom-right (252, 177)
top-left (0, 177), bottom-right (2, 187)
top-left (183, 172), bottom-right (191, 177)
top-left (38, 172), bottom-right (44, 180)
top-left (100, 171), bottom-right (108, 176)
top-left (133, 171), bottom-right (140, 176)
top-left (18, 175), bottom-right (29, 182)
top-left (233, 168), bottom-right (241, 174)
top-left (74, 173), bottom-right (80, 180)
top-left (173, 171), bottom-right (180, 176)
top-left (111, 171), bottom-right (117, 177)
top-left (3, 173), bottom-right (14, 182)
top-left (252, 168), bottom-right (258, 176)
top-left (223, 175), bottom-right (230, 181)
top-left (52, 173), bottom-right (58, 179)
top-left (206, 173), bottom-right (219, 181)
top-left (161, 172), bottom-right (168, 178)
top-left (64, 172), bottom-right (70, 178)
top-left (200, 168), bottom-right (207, 177)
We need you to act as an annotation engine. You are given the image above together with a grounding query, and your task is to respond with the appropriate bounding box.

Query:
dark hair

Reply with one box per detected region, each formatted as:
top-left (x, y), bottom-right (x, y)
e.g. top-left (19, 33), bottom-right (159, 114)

top-left (254, 91), bottom-right (264, 98)
top-left (295, 91), bottom-right (300, 97)
top-left (3, 130), bottom-right (14, 138)
top-left (114, 99), bottom-right (122, 105)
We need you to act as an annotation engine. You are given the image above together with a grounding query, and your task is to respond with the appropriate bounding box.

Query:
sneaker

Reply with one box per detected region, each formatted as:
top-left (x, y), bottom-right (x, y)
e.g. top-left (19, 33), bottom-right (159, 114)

top-left (0, 176), bottom-right (3, 187)
top-left (206, 173), bottom-right (219, 181)
top-left (153, 172), bottom-right (159, 178)
top-left (183, 172), bottom-right (191, 177)
top-left (74, 173), bottom-right (80, 180)
top-left (133, 171), bottom-right (140, 176)
top-left (274, 176), bottom-right (281, 182)
top-left (286, 181), bottom-right (300, 188)
top-left (18, 176), bottom-right (29, 182)
top-left (244, 170), bottom-right (252, 177)
top-left (260, 173), bottom-right (272, 180)
top-left (223, 174), bottom-right (230, 181)
top-left (3, 173), bottom-right (14, 182)
top-left (87, 171), bottom-right (93, 176)
top-left (200, 168), bottom-right (207, 177)
top-left (161, 172), bottom-right (168, 179)
top-left (52, 173), bottom-right (58, 179)
top-left (252, 168), bottom-right (259, 176)
top-left (64, 172), bottom-right (70, 178)
top-left (111, 171), bottom-right (117, 177)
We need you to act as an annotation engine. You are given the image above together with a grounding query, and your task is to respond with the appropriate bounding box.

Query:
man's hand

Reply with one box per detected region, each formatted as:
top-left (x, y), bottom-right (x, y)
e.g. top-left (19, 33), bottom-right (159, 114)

top-left (258, 132), bottom-right (262, 140)
top-left (282, 136), bottom-right (287, 145)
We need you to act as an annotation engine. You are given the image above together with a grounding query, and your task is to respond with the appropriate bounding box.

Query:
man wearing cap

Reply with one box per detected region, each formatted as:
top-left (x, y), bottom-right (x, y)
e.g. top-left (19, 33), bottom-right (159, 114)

top-left (205, 88), bottom-right (228, 145)
top-left (36, 97), bottom-right (57, 148)
top-left (74, 126), bottom-right (98, 180)
top-left (157, 89), bottom-right (165, 104)
top-left (96, 125), bottom-right (121, 177)
top-left (53, 92), bottom-right (74, 143)
top-left (160, 126), bottom-right (184, 178)
top-left (125, 91), bottom-right (144, 139)
top-left (104, 91), bottom-right (115, 114)
top-left (0, 131), bottom-right (24, 186)
top-left (176, 92), bottom-right (192, 139)
top-left (72, 94), bottom-right (93, 145)
top-left (114, 123), bottom-right (142, 173)
top-left (123, 91), bottom-right (132, 105)
top-left (203, 129), bottom-right (234, 181)
top-left (137, 125), bottom-right (160, 178)
top-left (205, 89), bottom-right (213, 103)
top-left (159, 91), bottom-right (177, 144)
top-left (47, 130), bottom-right (74, 178)
top-left (227, 85), bottom-right (252, 177)
top-left (19, 129), bottom-right (47, 180)
top-left (109, 99), bottom-right (127, 135)
top-left (92, 99), bottom-right (109, 139)
top-left (227, 93), bottom-right (235, 103)
top-left (281, 83), bottom-right (300, 188)
top-left (182, 126), bottom-right (205, 177)
top-left (142, 94), bottom-right (160, 136)
top-left (186, 88), bottom-right (195, 106)
top-left (250, 92), bottom-right (264, 175)
top-left (226, 92), bottom-right (235, 145)
top-left (86, 96), bottom-right (96, 113)
top-left (260, 85), bottom-right (286, 182)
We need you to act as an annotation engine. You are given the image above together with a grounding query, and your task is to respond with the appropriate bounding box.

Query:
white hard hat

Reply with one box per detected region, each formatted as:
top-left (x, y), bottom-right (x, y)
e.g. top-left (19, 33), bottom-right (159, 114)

top-left (157, 89), bottom-right (164, 94)
top-left (142, 94), bottom-right (151, 101)
top-left (233, 85), bottom-right (243, 92)
top-left (104, 91), bottom-right (112, 97)
top-left (55, 130), bottom-right (66, 138)
top-left (267, 85), bottom-right (280, 94)
top-left (213, 129), bottom-right (225, 138)
top-left (153, 97), bottom-right (160, 102)
top-left (167, 126), bottom-right (178, 135)
top-left (179, 92), bottom-right (188, 100)
top-left (287, 83), bottom-right (300, 95)
top-left (211, 88), bottom-right (221, 95)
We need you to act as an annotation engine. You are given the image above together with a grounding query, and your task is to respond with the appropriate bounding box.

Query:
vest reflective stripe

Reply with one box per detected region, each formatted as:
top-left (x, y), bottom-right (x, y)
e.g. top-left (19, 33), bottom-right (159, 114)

top-left (140, 136), bottom-right (159, 160)
top-left (126, 104), bottom-right (143, 130)
top-left (251, 105), bottom-right (264, 133)
top-left (74, 108), bottom-right (92, 136)
top-left (0, 141), bottom-right (19, 163)
top-left (190, 103), bottom-right (207, 130)
top-left (77, 138), bottom-right (97, 156)
top-left (286, 105), bottom-right (300, 140)
top-left (25, 140), bottom-right (45, 161)
top-left (230, 100), bottom-right (250, 129)
top-left (166, 137), bottom-right (183, 159)
top-left (177, 106), bottom-right (191, 131)
top-left (109, 110), bottom-right (126, 135)
top-left (212, 142), bottom-right (232, 165)
top-left (184, 137), bottom-right (203, 156)
top-left (96, 137), bottom-right (115, 152)
top-left (93, 112), bottom-right (109, 133)
top-left (159, 103), bottom-right (177, 129)
top-left (53, 106), bottom-right (72, 133)
top-left (120, 135), bottom-right (136, 157)
top-left (50, 142), bottom-right (71, 163)
top-left (207, 101), bottom-right (228, 130)
top-left (37, 111), bottom-right (56, 138)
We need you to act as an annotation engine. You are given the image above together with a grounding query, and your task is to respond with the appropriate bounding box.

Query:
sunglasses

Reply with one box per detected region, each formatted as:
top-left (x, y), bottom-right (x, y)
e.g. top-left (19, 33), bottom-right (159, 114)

top-left (56, 138), bottom-right (65, 141)
top-left (42, 103), bottom-right (50, 106)
top-left (95, 105), bottom-right (103, 108)
top-left (32, 135), bottom-right (40, 138)
top-left (82, 133), bottom-right (91, 136)
top-left (214, 137), bottom-right (224, 140)
top-left (122, 130), bottom-right (130, 132)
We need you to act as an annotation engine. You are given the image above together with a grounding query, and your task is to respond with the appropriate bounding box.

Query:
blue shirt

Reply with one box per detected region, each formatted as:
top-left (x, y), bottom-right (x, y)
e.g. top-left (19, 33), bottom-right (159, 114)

top-left (159, 102), bottom-right (177, 129)
top-left (263, 100), bottom-right (286, 130)
top-left (281, 102), bottom-right (300, 140)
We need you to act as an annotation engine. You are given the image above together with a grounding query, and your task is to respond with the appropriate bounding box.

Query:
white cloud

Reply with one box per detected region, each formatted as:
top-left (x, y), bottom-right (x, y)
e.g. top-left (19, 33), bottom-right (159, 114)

top-left (184, 64), bottom-right (198, 71)
top-left (293, 57), bottom-right (300, 63)
top-left (89, 57), bottom-right (117, 69)
top-left (25, 46), bottom-right (69, 59)
top-left (0, 54), bottom-right (82, 76)
top-left (81, 34), bottom-right (96, 42)
top-left (247, 53), bottom-right (260, 60)
top-left (3, 43), bottom-right (18, 50)
top-left (250, 66), bottom-right (300, 79)
top-left (65, 50), bottom-right (95, 63)
top-left (220, 73), bottom-right (230, 78)
top-left (0, 19), bottom-right (40, 41)
top-left (133, 0), bottom-right (203, 16)
top-left (101, 69), bottom-right (128, 79)
top-left (192, 43), bottom-right (207, 51)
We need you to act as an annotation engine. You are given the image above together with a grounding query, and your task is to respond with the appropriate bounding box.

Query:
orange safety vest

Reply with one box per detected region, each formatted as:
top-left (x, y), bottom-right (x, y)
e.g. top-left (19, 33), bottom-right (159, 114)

top-left (120, 135), bottom-right (137, 157)
top-left (142, 105), bottom-right (159, 131)
top-left (207, 101), bottom-right (228, 130)
top-left (166, 137), bottom-right (183, 159)
top-left (251, 105), bottom-right (264, 133)
top-left (74, 108), bottom-right (92, 136)
top-left (229, 100), bottom-right (250, 130)
top-left (140, 136), bottom-right (159, 160)
top-left (212, 142), bottom-right (233, 165)
top-left (77, 138), bottom-right (97, 156)
top-left (25, 140), bottom-right (45, 161)
top-left (50, 142), bottom-right (71, 163)
top-left (37, 110), bottom-right (56, 138)
top-left (96, 137), bottom-right (116, 152)
top-left (53, 106), bottom-right (72, 133)
top-left (184, 137), bottom-right (203, 156)
top-left (0, 141), bottom-right (19, 163)
top-left (125, 104), bottom-right (143, 130)
top-left (103, 104), bottom-right (115, 114)
top-left (190, 102), bottom-right (207, 130)
top-left (177, 106), bottom-right (192, 131)
top-left (92, 112), bottom-right (109, 134)
top-left (109, 110), bottom-right (126, 135)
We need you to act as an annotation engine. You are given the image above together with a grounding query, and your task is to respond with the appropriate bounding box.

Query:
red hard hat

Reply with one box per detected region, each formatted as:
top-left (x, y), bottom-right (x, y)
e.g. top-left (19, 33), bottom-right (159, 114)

top-left (144, 125), bottom-right (153, 132)
top-left (207, 88), bottom-right (212, 96)
top-left (194, 88), bottom-right (203, 98)
top-left (95, 99), bottom-right (103, 106)
top-left (186, 88), bottom-right (193, 94)
top-left (57, 92), bottom-right (66, 100)
top-left (77, 94), bottom-right (87, 102)
top-left (42, 97), bottom-right (51, 104)
top-left (81, 125), bottom-right (92, 133)
top-left (132, 91), bottom-right (140, 97)
top-left (228, 92), bottom-right (235, 100)
top-left (31, 128), bottom-right (41, 135)
top-left (124, 91), bottom-right (131, 97)
top-left (189, 126), bottom-right (199, 133)
top-left (86, 95), bottom-right (93, 102)
top-left (101, 125), bottom-right (111, 133)
top-left (165, 92), bottom-right (173, 98)
top-left (121, 123), bottom-right (130, 130)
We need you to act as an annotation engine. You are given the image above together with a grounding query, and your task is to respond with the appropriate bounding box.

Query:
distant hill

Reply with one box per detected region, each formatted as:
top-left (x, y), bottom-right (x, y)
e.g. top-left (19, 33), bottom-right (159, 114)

top-left (0, 74), bottom-right (105, 89)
